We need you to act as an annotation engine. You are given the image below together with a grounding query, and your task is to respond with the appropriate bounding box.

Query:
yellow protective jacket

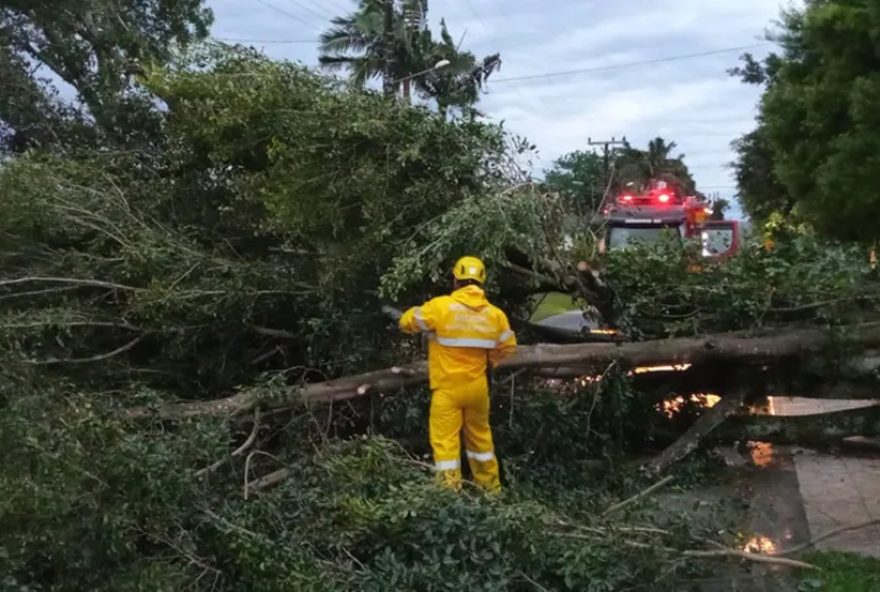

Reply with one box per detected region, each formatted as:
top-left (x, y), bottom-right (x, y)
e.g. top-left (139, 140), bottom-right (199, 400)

top-left (400, 285), bottom-right (517, 390)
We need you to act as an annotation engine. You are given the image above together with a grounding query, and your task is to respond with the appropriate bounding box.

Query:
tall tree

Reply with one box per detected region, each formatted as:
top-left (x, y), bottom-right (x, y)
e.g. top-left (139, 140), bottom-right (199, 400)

top-left (544, 150), bottom-right (604, 215)
top-left (730, 126), bottom-right (793, 222)
top-left (318, 0), bottom-right (499, 112)
top-left (710, 198), bottom-right (730, 221)
top-left (615, 137), bottom-right (696, 195)
top-left (415, 20), bottom-right (500, 117)
top-left (731, 0), bottom-right (880, 242)
top-left (0, 0), bottom-right (213, 151)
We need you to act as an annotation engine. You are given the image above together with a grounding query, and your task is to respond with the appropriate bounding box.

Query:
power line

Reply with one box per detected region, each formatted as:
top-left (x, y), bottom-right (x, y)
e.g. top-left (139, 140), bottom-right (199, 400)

top-left (282, 0), bottom-right (336, 22)
top-left (217, 37), bottom-right (319, 44)
top-left (253, 0), bottom-right (322, 32)
top-left (318, 0), bottom-right (352, 14)
top-left (460, 0), bottom-right (530, 104)
top-left (491, 43), bottom-right (772, 84)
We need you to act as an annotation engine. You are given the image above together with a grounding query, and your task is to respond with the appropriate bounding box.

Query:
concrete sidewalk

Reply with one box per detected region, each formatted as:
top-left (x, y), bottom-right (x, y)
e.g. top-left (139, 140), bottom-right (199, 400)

top-left (771, 396), bottom-right (880, 558)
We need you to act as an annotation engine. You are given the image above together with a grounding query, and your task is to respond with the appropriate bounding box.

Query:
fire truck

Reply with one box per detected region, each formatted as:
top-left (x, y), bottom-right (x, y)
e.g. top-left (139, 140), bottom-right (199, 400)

top-left (598, 181), bottom-right (740, 258)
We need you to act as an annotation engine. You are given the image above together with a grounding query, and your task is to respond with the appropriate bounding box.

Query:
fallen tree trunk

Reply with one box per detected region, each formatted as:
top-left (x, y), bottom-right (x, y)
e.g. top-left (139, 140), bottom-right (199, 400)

top-left (720, 404), bottom-right (880, 446)
top-left (627, 362), bottom-right (880, 401)
top-left (131, 323), bottom-right (880, 419)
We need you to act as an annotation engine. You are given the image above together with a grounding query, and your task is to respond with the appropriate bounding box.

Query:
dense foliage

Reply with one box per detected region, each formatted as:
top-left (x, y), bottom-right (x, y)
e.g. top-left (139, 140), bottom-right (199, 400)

top-left (732, 0), bottom-right (880, 241)
top-left (5, 2), bottom-right (880, 589)
top-left (1, 47), bottom-right (668, 591)
top-left (543, 137), bottom-right (698, 219)
top-left (0, 0), bottom-right (212, 152)
top-left (600, 233), bottom-right (877, 338)
top-left (0, 46), bottom-right (554, 395)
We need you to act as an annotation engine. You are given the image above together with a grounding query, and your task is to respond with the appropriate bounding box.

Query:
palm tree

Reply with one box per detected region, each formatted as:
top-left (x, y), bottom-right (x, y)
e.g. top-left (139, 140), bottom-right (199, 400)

top-left (318, 0), bottom-right (427, 93)
top-left (318, 1), bottom-right (500, 113)
top-left (614, 137), bottom-right (696, 194)
top-left (415, 20), bottom-right (501, 117)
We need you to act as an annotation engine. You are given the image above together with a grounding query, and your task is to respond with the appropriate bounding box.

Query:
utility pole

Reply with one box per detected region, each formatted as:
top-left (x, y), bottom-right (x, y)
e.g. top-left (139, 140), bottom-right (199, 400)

top-left (588, 136), bottom-right (627, 210)
top-left (382, 0), bottom-right (396, 98)
top-left (588, 136), bottom-right (628, 187)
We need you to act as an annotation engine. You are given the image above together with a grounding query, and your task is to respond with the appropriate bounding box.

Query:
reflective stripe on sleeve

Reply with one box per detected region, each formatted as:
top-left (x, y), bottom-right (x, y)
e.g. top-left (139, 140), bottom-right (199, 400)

top-left (435, 336), bottom-right (497, 349)
top-left (414, 308), bottom-right (429, 331)
top-left (466, 450), bottom-right (495, 462)
top-left (435, 459), bottom-right (460, 471)
top-left (497, 330), bottom-right (514, 344)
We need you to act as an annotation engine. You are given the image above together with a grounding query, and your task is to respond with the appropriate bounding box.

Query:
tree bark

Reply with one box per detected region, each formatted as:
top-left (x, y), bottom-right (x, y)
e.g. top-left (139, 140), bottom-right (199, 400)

top-left (720, 404), bottom-right (880, 446)
top-left (646, 384), bottom-right (749, 474)
top-left (129, 324), bottom-right (880, 420)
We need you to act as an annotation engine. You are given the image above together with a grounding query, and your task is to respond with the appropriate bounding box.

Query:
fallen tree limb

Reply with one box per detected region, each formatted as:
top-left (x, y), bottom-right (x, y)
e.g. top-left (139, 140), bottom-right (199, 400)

top-left (602, 476), bottom-right (675, 516)
top-left (26, 336), bottom-right (145, 365)
top-left (194, 409), bottom-right (261, 478)
top-left (719, 404), bottom-right (880, 446)
top-left (245, 468), bottom-right (291, 495)
top-left (561, 535), bottom-right (818, 570)
top-left (130, 323), bottom-right (880, 419)
top-left (778, 518), bottom-right (880, 556)
top-left (647, 384), bottom-right (750, 474)
top-left (680, 548), bottom-right (816, 570)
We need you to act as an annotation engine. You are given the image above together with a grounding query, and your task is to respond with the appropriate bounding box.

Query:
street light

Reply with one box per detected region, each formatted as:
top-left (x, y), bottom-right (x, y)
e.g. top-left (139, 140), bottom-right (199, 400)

top-left (394, 59), bottom-right (451, 84)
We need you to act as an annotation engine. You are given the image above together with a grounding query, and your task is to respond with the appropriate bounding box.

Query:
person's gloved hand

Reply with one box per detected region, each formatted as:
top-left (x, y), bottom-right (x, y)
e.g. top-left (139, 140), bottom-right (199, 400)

top-left (381, 304), bottom-right (403, 321)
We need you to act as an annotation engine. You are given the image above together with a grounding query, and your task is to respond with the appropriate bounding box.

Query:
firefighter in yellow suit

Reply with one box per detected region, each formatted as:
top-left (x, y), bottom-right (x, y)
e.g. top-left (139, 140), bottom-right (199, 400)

top-left (398, 256), bottom-right (516, 492)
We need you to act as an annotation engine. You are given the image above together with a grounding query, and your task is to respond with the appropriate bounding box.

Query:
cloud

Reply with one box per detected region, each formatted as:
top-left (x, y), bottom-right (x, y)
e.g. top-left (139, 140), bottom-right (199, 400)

top-left (205, 0), bottom-right (791, 211)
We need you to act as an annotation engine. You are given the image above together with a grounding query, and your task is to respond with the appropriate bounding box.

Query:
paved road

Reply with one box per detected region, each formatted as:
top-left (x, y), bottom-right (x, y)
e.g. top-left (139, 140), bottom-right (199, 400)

top-left (535, 310), bottom-right (593, 332)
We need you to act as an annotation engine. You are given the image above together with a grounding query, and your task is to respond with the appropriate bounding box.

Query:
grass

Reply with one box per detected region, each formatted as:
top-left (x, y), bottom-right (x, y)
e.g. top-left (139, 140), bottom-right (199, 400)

top-left (529, 291), bottom-right (578, 323)
top-left (797, 551), bottom-right (880, 592)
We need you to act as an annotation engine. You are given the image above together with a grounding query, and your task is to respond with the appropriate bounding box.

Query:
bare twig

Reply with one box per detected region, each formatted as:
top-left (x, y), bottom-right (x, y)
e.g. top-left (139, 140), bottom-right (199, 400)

top-left (602, 475), bottom-right (675, 517)
top-left (680, 548), bottom-right (817, 570)
top-left (251, 326), bottom-right (298, 339)
top-left (0, 276), bottom-right (141, 291)
top-left (778, 518), bottom-right (880, 556)
top-left (561, 535), bottom-right (818, 570)
top-left (770, 295), bottom-right (878, 314)
top-left (243, 450), bottom-right (287, 500)
top-left (0, 320), bottom-right (140, 331)
top-left (25, 335), bottom-right (144, 365)
top-left (0, 285), bottom-right (83, 301)
top-left (246, 468), bottom-right (292, 494)
top-left (195, 409), bottom-right (262, 478)
top-left (518, 571), bottom-right (551, 592)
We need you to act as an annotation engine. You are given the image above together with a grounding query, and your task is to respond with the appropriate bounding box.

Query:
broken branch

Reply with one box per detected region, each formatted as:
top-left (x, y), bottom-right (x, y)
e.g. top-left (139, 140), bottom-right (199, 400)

top-left (602, 475), bottom-right (675, 517)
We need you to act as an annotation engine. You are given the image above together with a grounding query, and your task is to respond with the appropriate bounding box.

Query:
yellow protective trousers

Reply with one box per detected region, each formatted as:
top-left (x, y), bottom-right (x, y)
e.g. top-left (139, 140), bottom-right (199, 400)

top-left (429, 378), bottom-right (500, 493)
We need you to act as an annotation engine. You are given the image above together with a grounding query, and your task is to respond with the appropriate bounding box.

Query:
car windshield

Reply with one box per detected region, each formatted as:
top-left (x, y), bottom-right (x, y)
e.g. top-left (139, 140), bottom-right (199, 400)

top-left (607, 226), bottom-right (679, 250)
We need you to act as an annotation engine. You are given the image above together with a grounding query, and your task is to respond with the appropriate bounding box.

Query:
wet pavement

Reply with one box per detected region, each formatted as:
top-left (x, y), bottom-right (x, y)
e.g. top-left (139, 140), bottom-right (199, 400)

top-left (672, 396), bottom-right (880, 590)
top-left (793, 449), bottom-right (880, 558)
top-left (674, 443), bottom-right (810, 592)
top-left (535, 310), bottom-right (593, 332)
top-left (772, 396), bottom-right (880, 559)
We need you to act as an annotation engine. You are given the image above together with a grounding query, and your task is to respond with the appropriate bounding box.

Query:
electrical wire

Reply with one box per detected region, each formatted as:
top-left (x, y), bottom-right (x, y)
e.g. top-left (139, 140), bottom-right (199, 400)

top-left (253, 0), bottom-right (323, 32)
top-left (217, 37), bottom-right (319, 44)
top-left (459, 0), bottom-right (530, 104)
top-left (491, 43), bottom-right (772, 84)
top-left (282, 0), bottom-right (336, 21)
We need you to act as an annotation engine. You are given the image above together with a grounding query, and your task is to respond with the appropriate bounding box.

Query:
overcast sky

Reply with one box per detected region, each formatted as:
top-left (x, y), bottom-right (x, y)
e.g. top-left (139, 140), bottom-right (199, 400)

top-left (208, 0), bottom-right (791, 213)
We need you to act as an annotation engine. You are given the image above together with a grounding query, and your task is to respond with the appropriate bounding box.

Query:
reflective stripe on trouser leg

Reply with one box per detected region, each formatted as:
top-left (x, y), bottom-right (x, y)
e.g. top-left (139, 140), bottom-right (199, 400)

top-left (463, 396), bottom-right (501, 492)
top-left (429, 390), bottom-right (463, 491)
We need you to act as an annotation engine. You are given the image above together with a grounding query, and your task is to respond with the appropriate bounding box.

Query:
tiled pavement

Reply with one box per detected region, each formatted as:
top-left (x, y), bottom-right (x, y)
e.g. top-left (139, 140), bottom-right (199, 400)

top-left (770, 397), bottom-right (880, 558)
top-left (792, 450), bottom-right (880, 558)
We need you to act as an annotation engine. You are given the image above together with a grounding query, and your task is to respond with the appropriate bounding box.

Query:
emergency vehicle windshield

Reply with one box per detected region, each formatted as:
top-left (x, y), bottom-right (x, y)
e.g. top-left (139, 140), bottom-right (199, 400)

top-left (607, 225), bottom-right (681, 250)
